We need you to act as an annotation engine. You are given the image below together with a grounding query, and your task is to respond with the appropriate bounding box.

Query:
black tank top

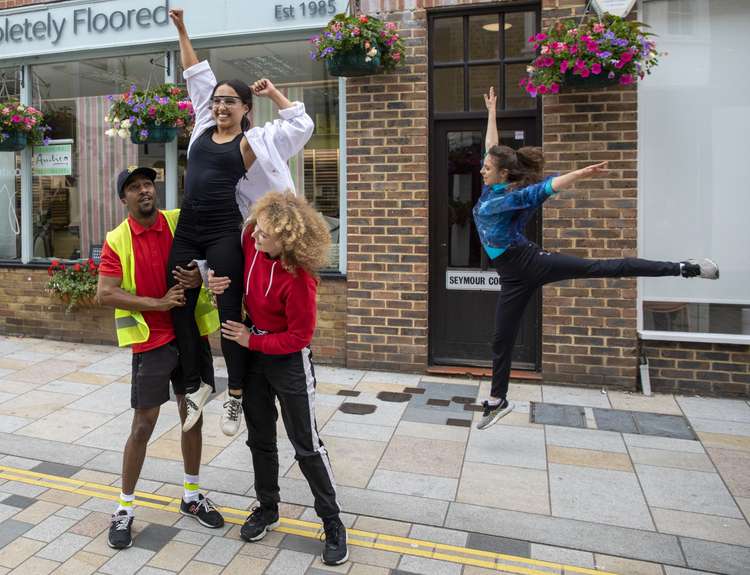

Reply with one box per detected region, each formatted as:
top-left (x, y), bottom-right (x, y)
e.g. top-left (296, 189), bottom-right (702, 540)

top-left (183, 127), bottom-right (246, 206)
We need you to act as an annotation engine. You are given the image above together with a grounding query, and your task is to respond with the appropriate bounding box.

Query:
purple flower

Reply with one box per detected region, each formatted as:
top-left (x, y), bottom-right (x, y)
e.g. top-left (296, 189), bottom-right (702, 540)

top-left (603, 30), bottom-right (615, 40)
top-left (335, 31), bottom-right (343, 40)
top-left (309, 51), bottom-right (318, 60)
top-left (43, 137), bottom-right (51, 146)
top-left (614, 38), bottom-right (629, 47)
top-left (608, 71), bottom-right (615, 79)
top-left (597, 51), bottom-right (612, 59)
top-left (130, 84), bottom-right (137, 93)
top-left (106, 95), bottom-right (114, 101)
top-left (139, 129), bottom-right (149, 139)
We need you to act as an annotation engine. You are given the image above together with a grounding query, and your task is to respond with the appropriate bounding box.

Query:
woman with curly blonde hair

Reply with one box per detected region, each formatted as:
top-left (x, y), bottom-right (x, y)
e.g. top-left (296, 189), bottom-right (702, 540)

top-left (208, 191), bottom-right (348, 566)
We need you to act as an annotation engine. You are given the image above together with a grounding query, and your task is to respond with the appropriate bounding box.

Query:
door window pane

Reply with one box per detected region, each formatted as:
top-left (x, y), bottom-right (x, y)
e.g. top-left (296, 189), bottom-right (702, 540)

top-left (469, 65), bottom-right (501, 112)
top-left (469, 15), bottom-right (499, 61)
top-left (433, 17), bottom-right (464, 63)
top-left (176, 40), bottom-right (341, 269)
top-left (32, 54), bottom-right (165, 260)
top-left (434, 68), bottom-right (464, 113)
top-left (505, 63), bottom-right (535, 110)
top-left (0, 66), bottom-right (22, 260)
top-left (446, 131), bottom-right (482, 268)
top-left (504, 11), bottom-right (537, 58)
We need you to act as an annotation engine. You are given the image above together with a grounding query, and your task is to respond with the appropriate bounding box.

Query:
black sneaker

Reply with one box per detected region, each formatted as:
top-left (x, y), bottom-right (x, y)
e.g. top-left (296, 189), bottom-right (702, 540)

top-left (107, 510), bottom-right (133, 549)
top-left (322, 517), bottom-right (348, 566)
top-left (476, 398), bottom-right (514, 430)
top-left (180, 494), bottom-right (224, 528)
top-left (240, 506), bottom-right (280, 542)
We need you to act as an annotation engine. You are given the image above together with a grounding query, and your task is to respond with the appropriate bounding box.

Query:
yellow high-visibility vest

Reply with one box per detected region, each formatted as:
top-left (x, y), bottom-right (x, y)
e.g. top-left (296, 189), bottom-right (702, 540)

top-left (105, 209), bottom-right (220, 347)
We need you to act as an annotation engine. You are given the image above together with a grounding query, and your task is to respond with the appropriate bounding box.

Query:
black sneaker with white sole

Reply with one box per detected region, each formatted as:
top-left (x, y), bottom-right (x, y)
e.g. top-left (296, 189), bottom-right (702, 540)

top-left (681, 258), bottom-right (719, 280)
top-left (322, 517), bottom-right (349, 566)
top-left (107, 510), bottom-right (134, 549)
top-left (240, 506), bottom-right (280, 542)
top-left (180, 494), bottom-right (224, 528)
top-left (476, 398), bottom-right (514, 430)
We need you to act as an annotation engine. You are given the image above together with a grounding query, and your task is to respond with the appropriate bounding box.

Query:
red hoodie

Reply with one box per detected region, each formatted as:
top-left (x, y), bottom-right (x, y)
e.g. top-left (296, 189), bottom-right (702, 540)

top-left (242, 227), bottom-right (317, 355)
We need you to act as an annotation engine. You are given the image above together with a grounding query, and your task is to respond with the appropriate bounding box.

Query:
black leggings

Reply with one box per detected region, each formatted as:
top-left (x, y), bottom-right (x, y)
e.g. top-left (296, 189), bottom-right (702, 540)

top-left (490, 242), bottom-right (681, 399)
top-left (167, 204), bottom-right (247, 393)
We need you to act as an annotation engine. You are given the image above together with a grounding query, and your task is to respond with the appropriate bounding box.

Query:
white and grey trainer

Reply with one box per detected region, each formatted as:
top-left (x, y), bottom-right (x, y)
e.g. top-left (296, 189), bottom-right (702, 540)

top-left (476, 398), bottom-right (514, 430)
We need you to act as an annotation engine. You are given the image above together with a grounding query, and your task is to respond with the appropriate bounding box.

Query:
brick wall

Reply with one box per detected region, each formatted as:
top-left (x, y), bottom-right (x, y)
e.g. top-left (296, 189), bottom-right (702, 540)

top-left (0, 268), bottom-right (347, 365)
top-left (642, 341), bottom-right (750, 398)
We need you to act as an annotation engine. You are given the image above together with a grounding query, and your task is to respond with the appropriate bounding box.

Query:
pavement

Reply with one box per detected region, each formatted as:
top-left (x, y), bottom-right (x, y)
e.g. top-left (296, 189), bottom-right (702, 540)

top-left (0, 335), bottom-right (748, 575)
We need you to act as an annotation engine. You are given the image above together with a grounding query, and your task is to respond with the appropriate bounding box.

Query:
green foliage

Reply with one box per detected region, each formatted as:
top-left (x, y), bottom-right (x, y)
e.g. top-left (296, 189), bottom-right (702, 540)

top-left (46, 258), bottom-right (99, 313)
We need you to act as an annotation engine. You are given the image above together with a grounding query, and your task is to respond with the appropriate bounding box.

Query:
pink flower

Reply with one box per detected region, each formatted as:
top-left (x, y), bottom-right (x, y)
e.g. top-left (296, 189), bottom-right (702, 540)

top-left (581, 35), bottom-right (591, 43)
top-left (580, 67), bottom-right (590, 78)
top-left (537, 85), bottom-right (548, 95)
top-left (593, 23), bottom-right (605, 33)
top-left (519, 77), bottom-right (528, 87)
top-left (541, 45), bottom-right (550, 54)
top-left (550, 83), bottom-right (560, 93)
top-left (591, 62), bottom-right (602, 75)
top-left (10, 115), bottom-right (21, 123)
top-left (352, 27), bottom-right (360, 36)
top-left (148, 107), bottom-right (156, 117)
top-left (619, 74), bottom-right (634, 85)
top-left (621, 51), bottom-right (634, 63)
top-left (535, 33), bottom-right (547, 42)
top-left (560, 60), bottom-right (569, 74)
top-left (574, 59), bottom-right (586, 70)
top-left (569, 44), bottom-right (578, 54)
top-left (569, 28), bottom-right (578, 36)
top-left (615, 60), bottom-right (625, 69)
top-left (392, 52), bottom-right (401, 61)
top-left (385, 22), bottom-right (397, 30)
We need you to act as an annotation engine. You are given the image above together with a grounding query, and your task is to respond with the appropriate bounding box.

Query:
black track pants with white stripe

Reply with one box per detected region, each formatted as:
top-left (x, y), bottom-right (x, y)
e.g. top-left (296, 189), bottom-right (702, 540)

top-left (242, 347), bottom-right (340, 520)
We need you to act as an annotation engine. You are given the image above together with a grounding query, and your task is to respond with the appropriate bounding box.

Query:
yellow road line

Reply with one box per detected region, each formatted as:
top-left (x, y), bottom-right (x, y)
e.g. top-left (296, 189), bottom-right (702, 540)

top-left (0, 464), bottom-right (619, 575)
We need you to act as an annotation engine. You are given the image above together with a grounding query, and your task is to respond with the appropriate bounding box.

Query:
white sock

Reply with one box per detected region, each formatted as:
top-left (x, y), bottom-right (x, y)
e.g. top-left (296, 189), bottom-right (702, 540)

top-left (183, 474), bottom-right (200, 503)
top-left (487, 397), bottom-right (504, 407)
top-left (116, 492), bottom-right (135, 515)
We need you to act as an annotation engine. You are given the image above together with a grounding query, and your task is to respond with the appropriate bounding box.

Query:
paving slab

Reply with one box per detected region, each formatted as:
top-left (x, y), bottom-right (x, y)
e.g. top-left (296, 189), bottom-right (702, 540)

top-left (408, 524), bottom-right (468, 547)
top-left (676, 397), bottom-right (750, 423)
top-left (465, 424), bottom-right (547, 470)
top-left (264, 548), bottom-right (315, 575)
top-left (368, 469), bottom-right (458, 500)
top-left (623, 433), bottom-right (704, 453)
top-left (0, 521), bottom-right (32, 550)
top-left (689, 417), bottom-right (750, 437)
top-left (707, 447), bottom-right (750, 498)
top-left (193, 535), bottom-right (244, 566)
top-left (35, 532), bottom-right (90, 562)
top-left (23, 516), bottom-right (78, 543)
top-left (445, 502), bottom-right (686, 565)
top-left (541, 386), bottom-right (611, 408)
top-left (680, 536), bottom-right (750, 575)
top-left (379, 435), bottom-right (465, 479)
top-left (321, 420), bottom-right (395, 443)
top-left (99, 545), bottom-right (155, 575)
top-left (394, 421), bottom-right (469, 443)
top-left (133, 524), bottom-right (180, 552)
top-left (398, 555), bottom-right (463, 575)
top-left (457, 462), bottom-right (549, 515)
top-left (545, 425), bottom-right (627, 453)
top-left (628, 446), bottom-right (715, 472)
top-left (633, 412), bottom-right (697, 440)
top-left (635, 464), bottom-right (743, 518)
top-left (0, 433), bottom-right (101, 468)
top-left (531, 402), bottom-right (586, 428)
top-left (651, 507), bottom-right (750, 546)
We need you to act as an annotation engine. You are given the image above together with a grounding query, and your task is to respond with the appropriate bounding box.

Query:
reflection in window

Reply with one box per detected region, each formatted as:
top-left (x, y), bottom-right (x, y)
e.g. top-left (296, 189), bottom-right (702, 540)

top-left (31, 54), bottom-right (166, 259)
top-left (0, 66), bottom-right (22, 260)
top-left (644, 302), bottom-right (750, 335)
top-left (176, 40), bottom-right (341, 269)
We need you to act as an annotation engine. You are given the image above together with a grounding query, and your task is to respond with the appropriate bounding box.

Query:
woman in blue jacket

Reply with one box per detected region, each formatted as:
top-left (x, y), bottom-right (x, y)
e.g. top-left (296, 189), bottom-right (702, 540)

top-left (475, 87), bottom-right (719, 431)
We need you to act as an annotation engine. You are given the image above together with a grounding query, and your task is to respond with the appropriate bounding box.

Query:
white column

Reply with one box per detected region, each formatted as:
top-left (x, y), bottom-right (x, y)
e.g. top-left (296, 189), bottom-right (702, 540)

top-left (20, 65), bottom-right (33, 263)
top-left (164, 50), bottom-right (178, 210)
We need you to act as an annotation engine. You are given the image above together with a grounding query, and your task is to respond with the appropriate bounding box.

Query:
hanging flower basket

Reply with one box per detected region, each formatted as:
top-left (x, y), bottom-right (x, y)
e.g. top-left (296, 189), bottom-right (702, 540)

top-left (310, 13), bottom-right (405, 78)
top-left (327, 49), bottom-right (381, 77)
top-left (129, 123), bottom-right (179, 144)
top-left (105, 83), bottom-right (193, 142)
top-left (46, 258), bottom-right (99, 313)
top-left (520, 12), bottom-right (661, 97)
top-left (0, 131), bottom-right (27, 151)
top-left (0, 101), bottom-right (51, 151)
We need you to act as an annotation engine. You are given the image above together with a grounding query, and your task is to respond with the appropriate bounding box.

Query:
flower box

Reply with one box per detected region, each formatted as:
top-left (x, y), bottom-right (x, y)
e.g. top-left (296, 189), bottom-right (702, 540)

top-left (0, 102), bottom-right (51, 151)
top-left (520, 13), bottom-right (660, 97)
top-left (106, 83), bottom-right (193, 142)
top-left (311, 13), bottom-right (404, 78)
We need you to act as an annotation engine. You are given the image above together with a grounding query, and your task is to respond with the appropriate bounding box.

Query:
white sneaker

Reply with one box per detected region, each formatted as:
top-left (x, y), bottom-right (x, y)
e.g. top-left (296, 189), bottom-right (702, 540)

top-left (183, 383), bottom-right (212, 432)
top-left (476, 399), bottom-right (514, 430)
top-left (691, 258), bottom-right (720, 280)
top-left (221, 393), bottom-right (243, 436)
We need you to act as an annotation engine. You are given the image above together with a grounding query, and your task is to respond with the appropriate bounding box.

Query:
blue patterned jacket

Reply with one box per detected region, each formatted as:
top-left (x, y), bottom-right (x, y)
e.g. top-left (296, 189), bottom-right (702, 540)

top-left (473, 177), bottom-right (556, 254)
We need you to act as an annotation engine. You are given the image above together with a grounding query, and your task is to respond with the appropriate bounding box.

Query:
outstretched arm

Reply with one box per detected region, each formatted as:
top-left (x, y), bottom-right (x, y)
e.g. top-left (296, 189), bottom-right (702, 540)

top-left (484, 86), bottom-right (498, 151)
top-left (551, 161), bottom-right (608, 193)
top-left (170, 9), bottom-right (198, 70)
top-left (253, 79), bottom-right (293, 110)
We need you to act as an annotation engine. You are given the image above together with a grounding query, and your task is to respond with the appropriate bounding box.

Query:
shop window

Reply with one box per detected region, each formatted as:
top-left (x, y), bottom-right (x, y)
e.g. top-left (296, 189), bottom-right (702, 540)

top-left (431, 10), bottom-right (537, 113)
top-left (31, 53), bottom-right (166, 260)
top-left (176, 40), bottom-right (341, 270)
top-left (640, 0), bottom-right (750, 338)
top-left (0, 66), bottom-right (22, 260)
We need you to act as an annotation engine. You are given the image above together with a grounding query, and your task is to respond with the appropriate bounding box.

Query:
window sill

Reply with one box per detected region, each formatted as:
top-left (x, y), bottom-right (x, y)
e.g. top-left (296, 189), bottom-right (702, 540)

top-left (638, 330), bottom-right (750, 346)
top-left (0, 260), bottom-right (50, 270)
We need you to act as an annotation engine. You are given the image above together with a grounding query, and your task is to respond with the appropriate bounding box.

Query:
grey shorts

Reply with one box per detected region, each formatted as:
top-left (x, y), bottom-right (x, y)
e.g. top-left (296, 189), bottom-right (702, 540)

top-left (130, 342), bottom-right (186, 409)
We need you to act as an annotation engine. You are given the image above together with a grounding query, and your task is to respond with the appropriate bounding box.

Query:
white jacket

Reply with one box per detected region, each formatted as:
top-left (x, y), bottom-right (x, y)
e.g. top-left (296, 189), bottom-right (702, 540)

top-left (183, 60), bottom-right (315, 217)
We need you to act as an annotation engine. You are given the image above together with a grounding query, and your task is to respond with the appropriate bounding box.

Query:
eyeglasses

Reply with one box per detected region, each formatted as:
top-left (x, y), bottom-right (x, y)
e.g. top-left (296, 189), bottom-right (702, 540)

top-left (211, 96), bottom-right (242, 107)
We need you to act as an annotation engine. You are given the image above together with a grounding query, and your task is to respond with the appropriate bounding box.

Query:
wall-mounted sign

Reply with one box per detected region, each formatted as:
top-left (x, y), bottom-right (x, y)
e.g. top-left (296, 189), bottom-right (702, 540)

top-left (446, 269), bottom-right (502, 292)
top-left (591, 0), bottom-right (637, 18)
top-left (0, 0), bottom-right (338, 62)
top-left (32, 144), bottom-right (72, 176)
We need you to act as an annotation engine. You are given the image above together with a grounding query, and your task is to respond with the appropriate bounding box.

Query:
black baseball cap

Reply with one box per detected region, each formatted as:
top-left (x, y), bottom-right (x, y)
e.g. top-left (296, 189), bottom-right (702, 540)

top-left (116, 166), bottom-right (157, 198)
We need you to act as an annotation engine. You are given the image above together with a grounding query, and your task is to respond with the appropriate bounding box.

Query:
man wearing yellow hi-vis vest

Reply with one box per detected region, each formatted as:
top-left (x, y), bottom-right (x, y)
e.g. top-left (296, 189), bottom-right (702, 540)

top-left (97, 167), bottom-right (224, 550)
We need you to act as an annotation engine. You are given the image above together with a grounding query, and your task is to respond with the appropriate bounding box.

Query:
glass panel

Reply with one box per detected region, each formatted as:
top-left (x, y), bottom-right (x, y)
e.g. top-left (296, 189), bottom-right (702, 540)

top-left (505, 62), bottom-right (535, 110)
top-left (644, 302), bottom-right (750, 335)
top-left (433, 67), bottom-right (464, 113)
top-left (469, 65), bottom-right (500, 112)
top-left (640, 0), bottom-right (750, 334)
top-left (0, 66), bottom-right (22, 260)
top-left (32, 54), bottom-right (165, 260)
top-left (446, 131), bottom-right (482, 268)
top-left (469, 15), bottom-right (499, 61)
top-left (433, 17), bottom-right (464, 63)
top-left (176, 40), bottom-right (340, 269)
top-left (504, 11), bottom-right (537, 58)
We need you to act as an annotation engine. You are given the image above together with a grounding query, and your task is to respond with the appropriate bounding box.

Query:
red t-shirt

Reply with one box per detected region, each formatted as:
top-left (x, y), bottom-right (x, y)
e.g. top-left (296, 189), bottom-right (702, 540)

top-left (99, 212), bottom-right (175, 353)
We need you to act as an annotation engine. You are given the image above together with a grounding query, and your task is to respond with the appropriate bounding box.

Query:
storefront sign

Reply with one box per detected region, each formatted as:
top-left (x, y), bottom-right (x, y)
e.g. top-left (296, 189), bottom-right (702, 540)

top-left (446, 269), bottom-right (502, 292)
top-left (0, 0), bottom-right (338, 61)
top-left (32, 144), bottom-right (72, 176)
top-left (591, 0), bottom-right (637, 18)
